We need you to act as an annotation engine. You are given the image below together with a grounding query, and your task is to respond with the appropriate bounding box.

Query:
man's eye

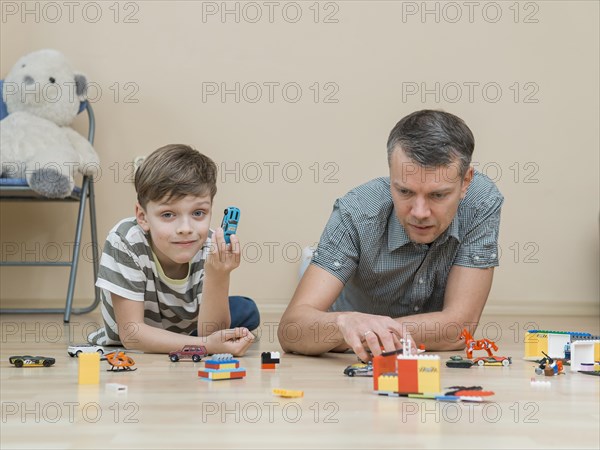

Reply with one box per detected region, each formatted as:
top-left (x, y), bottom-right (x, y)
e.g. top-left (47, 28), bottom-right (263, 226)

top-left (399, 189), bottom-right (411, 196)
top-left (432, 193), bottom-right (447, 199)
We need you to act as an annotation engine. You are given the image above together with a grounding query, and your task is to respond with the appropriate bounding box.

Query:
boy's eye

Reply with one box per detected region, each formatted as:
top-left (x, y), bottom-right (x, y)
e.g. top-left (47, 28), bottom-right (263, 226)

top-left (192, 210), bottom-right (205, 217)
top-left (161, 212), bottom-right (173, 219)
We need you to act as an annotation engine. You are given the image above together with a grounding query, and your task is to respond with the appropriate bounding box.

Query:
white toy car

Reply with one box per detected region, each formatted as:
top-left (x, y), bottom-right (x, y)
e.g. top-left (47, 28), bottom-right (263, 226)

top-left (67, 344), bottom-right (105, 357)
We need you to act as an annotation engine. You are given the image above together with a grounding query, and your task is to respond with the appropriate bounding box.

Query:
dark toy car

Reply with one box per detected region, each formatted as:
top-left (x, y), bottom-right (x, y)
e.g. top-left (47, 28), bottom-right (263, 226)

top-left (9, 355), bottom-right (55, 367)
top-left (168, 345), bottom-right (208, 362)
top-left (446, 355), bottom-right (474, 368)
top-left (343, 362), bottom-right (373, 377)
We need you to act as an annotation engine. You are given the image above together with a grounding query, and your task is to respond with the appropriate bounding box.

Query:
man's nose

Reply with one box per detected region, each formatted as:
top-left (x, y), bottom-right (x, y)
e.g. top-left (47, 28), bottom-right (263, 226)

top-left (411, 197), bottom-right (431, 220)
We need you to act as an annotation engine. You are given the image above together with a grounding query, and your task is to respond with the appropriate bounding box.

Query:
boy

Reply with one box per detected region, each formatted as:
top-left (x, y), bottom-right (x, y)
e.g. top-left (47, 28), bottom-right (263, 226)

top-left (88, 144), bottom-right (260, 355)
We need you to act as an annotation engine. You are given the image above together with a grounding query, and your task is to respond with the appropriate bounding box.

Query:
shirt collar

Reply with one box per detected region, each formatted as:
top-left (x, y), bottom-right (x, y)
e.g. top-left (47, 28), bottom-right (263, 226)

top-left (387, 210), bottom-right (462, 251)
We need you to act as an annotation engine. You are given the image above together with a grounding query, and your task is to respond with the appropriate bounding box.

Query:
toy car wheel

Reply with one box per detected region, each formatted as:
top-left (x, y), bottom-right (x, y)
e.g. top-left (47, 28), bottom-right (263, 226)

top-left (170, 355), bottom-right (179, 362)
top-left (502, 359), bottom-right (510, 367)
top-left (477, 359), bottom-right (485, 366)
top-left (43, 360), bottom-right (52, 367)
top-left (347, 370), bottom-right (355, 377)
top-left (76, 351), bottom-right (82, 357)
top-left (192, 355), bottom-right (201, 363)
top-left (14, 360), bottom-right (23, 368)
top-left (97, 349), bottom-right (104, 355)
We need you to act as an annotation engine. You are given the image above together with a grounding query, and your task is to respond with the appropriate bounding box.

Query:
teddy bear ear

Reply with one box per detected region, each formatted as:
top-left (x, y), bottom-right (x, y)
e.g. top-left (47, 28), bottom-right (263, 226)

top-left (74, 73), bottom-right (88, 101)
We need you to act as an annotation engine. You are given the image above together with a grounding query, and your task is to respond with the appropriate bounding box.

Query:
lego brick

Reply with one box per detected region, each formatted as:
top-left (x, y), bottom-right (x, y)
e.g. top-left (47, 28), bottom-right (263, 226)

top-left (106, 383), bottom-right (128, 393)
top-left (198, 367), bottom-right (246, 381)
top-left (205, 362), bottom-right (239, 370)
top-left (78, 352), bottom-right (100, 384)
top-left (417, 357), bottom-right (440, 394)
top-left (261, 363), bottom-right (276, 369)
top-left (273, 388), bottom-right (303, 398)
top-left (397, 359), bottom-right (418, 394)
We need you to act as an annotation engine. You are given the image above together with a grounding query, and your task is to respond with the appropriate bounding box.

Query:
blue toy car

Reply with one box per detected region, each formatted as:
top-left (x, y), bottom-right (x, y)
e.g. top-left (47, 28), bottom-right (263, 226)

top-left (221, 207), bottom-right (240, 244)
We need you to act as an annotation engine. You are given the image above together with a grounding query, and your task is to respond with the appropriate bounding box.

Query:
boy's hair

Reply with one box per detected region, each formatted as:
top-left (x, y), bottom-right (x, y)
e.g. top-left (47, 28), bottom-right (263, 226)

top-left (135, 144), bottom-right (217, 208)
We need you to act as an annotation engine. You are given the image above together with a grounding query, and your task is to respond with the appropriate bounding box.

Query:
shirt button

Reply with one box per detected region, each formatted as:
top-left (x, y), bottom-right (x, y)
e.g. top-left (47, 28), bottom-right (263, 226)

top-left (333, 261), bottom-right (341, 268)
top-left (474, 256), bottom-right (480, 261)
top-left (414, 306), bottom-right (420, 312)
top-left (419, 278), bottom-right (424, 284)
top-left (491, 253), bottom-right (497, 258)
top-left (314, 251), bottom-right (319, 257)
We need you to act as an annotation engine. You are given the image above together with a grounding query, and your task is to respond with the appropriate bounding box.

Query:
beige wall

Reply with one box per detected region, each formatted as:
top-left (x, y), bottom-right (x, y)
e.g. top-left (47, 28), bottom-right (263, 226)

top-left (1, 1), bottom-right (598, 316)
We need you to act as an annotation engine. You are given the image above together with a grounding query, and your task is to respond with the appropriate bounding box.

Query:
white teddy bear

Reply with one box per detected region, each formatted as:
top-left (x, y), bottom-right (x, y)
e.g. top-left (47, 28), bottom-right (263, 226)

top-left (0, 49), bottom-right (100, 198)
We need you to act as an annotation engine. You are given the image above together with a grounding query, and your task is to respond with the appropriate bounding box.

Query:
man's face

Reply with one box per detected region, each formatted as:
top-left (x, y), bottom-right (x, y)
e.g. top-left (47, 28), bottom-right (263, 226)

top-left (389, 147), bottom-right (473, 244)
top-left (136, 194), bottom-right (212, 277)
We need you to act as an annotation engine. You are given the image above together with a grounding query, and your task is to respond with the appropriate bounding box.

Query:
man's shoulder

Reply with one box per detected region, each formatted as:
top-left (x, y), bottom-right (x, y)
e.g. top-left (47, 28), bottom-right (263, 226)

top-left (337, 177), bottom-right (393, 219)
top-left (462, 170), bottom-right (504, 211)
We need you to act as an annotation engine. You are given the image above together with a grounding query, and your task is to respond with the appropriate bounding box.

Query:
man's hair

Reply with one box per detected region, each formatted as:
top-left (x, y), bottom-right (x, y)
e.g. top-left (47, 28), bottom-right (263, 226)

top-left (135, 144), bottom-right (217, 208)
top-left (386, 110), bottom-right (474, 177)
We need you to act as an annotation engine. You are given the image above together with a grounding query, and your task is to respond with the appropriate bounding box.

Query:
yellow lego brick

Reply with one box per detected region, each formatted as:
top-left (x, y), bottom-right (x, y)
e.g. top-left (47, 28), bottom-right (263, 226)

top-left (377, 374), bottom-right (398, 393)
top-left (272, 388), bottom-right (303, 398)
top-left (594, 342), bottom-right (599, 362)
top-left (524, 332), bottom-right (547, 359)
top-left (78, 353), bottom-right (100, 384)
top-left (417, 358), bottom-right (440, 394)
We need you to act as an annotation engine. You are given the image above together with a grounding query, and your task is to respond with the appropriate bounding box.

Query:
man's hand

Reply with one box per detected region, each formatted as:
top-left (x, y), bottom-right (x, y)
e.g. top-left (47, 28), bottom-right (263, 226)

top-left (205, 228), bottom-right (241, 276)
top-left (335, 312), bottom-right (411, 361)
top-left (203, 327), bottom-right (254, 356)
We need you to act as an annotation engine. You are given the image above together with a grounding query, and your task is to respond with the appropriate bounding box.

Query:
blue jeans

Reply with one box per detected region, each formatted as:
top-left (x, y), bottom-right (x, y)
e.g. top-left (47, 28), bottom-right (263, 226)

top-left (190, 296), bottom-right (260, 335)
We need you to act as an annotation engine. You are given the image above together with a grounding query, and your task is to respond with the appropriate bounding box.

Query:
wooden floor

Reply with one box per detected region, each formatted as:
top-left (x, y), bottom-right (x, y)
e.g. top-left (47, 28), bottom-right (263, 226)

top-left (1, 310), bottom-right (598, 449)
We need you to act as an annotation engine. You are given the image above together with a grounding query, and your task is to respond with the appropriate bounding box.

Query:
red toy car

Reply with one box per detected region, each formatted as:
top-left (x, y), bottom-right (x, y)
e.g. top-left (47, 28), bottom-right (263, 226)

top-left (472, 356), bottom-right (512, 367)
top-left (169, 345), bottom-right (208, 362)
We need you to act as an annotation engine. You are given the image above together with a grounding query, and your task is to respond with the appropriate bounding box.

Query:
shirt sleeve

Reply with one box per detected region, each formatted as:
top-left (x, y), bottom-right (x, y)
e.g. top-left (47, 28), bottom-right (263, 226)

top-left (310, 197), bottom-right (360, 284)
top-left (95, 230), bottom-right (148, 301)
top-left (453, 195), bottom-right (503, 268)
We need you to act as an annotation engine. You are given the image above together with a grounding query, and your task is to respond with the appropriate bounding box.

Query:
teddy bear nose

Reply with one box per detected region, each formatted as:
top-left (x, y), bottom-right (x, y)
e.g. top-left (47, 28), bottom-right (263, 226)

top-left (23, 75), bottom-right (34, 85)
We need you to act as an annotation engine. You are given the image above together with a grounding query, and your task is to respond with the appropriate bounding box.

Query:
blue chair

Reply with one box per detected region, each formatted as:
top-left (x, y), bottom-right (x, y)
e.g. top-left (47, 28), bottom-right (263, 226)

top-left (0, 80), bottom-right (100, 322)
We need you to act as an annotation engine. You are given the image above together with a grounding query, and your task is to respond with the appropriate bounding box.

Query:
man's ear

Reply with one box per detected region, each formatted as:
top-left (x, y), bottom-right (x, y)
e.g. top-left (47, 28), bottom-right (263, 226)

top-left (460, 166), bottom-right (474, 198)
top-left (135, 203), bottom-right (150, 232)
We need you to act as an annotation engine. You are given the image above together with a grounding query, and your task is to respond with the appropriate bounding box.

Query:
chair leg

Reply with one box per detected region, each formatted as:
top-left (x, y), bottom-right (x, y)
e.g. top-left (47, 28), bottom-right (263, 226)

top-left (70, 177), bottom-right (102, 317)
top-left (64, 177), bottom-right (89, 322)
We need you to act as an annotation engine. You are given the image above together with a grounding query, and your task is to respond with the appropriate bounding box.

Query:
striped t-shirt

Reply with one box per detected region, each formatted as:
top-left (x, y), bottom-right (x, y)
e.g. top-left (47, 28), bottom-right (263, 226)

top-left (87, 218), bottom-right (210, 346)
top-left (311, 170), bottom-right (503, 318)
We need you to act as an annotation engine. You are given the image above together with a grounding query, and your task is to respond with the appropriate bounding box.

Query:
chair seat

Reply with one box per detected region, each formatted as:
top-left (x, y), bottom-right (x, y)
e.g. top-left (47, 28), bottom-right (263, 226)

top-left (0, 178), bottom-right (82, 200)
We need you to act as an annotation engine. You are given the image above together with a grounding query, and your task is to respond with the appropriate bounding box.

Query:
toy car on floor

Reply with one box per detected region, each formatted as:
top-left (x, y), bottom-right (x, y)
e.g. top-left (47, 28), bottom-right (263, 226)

top-left (67, 344), bottom-right (105, 357)
top-left (445, 355), bottom-right (474, 368)
top-left (472, 355), bottom-right (512, 366)
top-left (344, 361), bottom-right (373, 377)
top-left (168, 345), bottom-right (208, 362)
top-left (9, 355), bottom-right (55, 367)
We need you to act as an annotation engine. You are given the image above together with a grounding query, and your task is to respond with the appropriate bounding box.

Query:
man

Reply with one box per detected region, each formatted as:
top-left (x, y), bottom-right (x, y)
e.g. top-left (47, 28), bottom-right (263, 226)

top-left (278, 110), bottom-right (503, 361)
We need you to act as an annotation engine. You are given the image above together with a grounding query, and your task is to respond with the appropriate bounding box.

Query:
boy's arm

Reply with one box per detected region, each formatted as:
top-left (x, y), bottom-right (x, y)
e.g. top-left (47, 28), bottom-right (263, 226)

top-left (395, 265), bottom-right (495, 351)
top-left (112, 294), bottom-right (254, 354)
top-left (196, 228), bottom-right (240, 335)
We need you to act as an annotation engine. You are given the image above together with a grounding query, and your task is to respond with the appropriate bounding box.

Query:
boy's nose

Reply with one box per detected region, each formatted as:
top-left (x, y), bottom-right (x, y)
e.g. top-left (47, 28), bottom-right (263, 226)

top-left (176, 218), bottom-right (193, 234)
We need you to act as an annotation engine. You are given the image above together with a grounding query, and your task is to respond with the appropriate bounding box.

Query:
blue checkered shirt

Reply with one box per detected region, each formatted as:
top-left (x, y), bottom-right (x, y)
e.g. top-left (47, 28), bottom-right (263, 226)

top-left (311, 171), bottom-right (503, 317)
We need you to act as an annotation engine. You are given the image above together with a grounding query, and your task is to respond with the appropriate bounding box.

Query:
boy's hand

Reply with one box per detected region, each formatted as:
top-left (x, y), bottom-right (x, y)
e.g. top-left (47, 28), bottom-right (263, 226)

top-left (204, 327), bottom-right (255, 356)
top-left (205, 228), bottom-right (241, 276)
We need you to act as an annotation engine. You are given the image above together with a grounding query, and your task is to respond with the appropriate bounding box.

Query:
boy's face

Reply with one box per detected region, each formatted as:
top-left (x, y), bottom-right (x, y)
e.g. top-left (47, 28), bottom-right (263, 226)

top-left (136, 194), bottom-right (212, 276)
top-left (389, 146), bottom-right (472, 244)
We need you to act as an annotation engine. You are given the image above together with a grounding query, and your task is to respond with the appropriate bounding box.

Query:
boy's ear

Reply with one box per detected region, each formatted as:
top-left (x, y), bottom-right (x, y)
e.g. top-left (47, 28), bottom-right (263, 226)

top-left (135, 203), bottom-right (150, 232)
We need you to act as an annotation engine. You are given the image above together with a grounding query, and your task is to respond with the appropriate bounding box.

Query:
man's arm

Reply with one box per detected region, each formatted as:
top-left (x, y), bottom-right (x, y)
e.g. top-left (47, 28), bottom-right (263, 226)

top-left (112, 294), bottom-right (254, 355)
top-left (278, 265), bottom-right (406, 360)
top-left (396, 265), bottom-right (494, 351)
